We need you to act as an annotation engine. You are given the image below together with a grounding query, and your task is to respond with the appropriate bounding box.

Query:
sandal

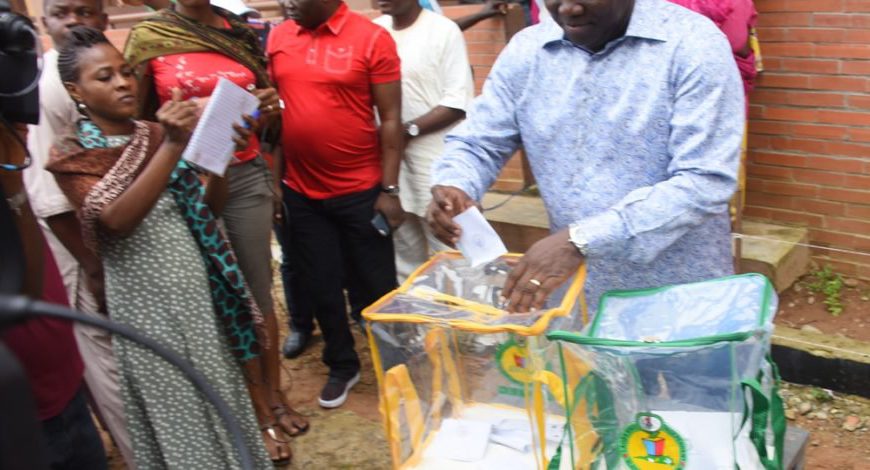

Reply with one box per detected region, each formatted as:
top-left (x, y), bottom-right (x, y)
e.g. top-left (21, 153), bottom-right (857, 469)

top-left (260, 424), bottom-right (292, 466)
top-left (271, 403), bottom-right (310, 437)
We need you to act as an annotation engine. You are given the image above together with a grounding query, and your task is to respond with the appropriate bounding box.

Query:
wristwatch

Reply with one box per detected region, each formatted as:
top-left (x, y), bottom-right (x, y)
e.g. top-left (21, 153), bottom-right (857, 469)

top-left (405, 122), bottom-right (420, 138)
top-left (382, 184), bottom-right (400, 197)
top-left (568, 223), bottom-right (589, 257)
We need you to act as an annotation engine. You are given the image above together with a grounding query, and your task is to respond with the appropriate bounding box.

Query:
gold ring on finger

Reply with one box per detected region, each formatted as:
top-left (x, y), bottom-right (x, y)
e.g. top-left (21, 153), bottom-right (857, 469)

top-left (528, 278), bottom-right (542, 287)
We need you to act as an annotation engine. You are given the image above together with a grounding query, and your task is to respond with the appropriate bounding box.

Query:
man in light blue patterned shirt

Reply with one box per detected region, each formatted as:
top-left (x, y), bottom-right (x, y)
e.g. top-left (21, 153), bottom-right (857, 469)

top-left (427, 0), bottom-right (744, 317)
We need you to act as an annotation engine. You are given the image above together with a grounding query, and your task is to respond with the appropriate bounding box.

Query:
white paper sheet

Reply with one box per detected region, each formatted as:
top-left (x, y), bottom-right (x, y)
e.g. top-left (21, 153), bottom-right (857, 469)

top-left (409, 403), bottom-right (572, 470)
top-left (475, 453), bottom-right (530, 470)
top-left (182, 78), bottom-right (260, 176)
top-left (427, 418), bottom-right (492, 462)
top-left (453, 206), bottom-right (507, 267)
top-left (652, 410), bottom-right (762, 470)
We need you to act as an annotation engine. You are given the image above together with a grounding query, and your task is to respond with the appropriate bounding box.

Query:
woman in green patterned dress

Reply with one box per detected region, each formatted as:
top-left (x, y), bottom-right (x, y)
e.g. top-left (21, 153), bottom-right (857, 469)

top-left (47, 27), bottom-right (272, 469)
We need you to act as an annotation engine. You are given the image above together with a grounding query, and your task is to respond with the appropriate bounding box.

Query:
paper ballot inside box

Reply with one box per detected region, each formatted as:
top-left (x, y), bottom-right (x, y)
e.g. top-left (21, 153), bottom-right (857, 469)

top-left (409, 405), bottom-right (571, 470)
top-left (637, 411), bottom-right (762, 470)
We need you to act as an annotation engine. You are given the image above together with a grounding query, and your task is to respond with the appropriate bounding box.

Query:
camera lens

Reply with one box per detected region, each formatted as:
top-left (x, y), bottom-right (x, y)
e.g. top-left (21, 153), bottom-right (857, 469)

top-left (0, 12), bottom-right (37, 56)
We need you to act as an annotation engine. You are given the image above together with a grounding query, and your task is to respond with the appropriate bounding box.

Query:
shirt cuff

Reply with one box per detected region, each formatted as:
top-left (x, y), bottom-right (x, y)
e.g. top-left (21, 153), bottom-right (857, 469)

top-left (573, 210), bottom-right (629, 259)
top-left (28, 195), bottom-right (75, 220)
top-left (369, 72), bottom-right (401, 85)
top-left (431, 178), bottom-right (481, 202)
top-left (438, 96), bottom-right (469, 112)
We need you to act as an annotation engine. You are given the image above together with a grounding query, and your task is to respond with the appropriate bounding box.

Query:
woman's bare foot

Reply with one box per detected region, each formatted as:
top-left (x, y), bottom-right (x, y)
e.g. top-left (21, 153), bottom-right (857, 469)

top-left (260, 423), bottom-right (292, 465)
top-left (271, 391), bottom-right (310, 437)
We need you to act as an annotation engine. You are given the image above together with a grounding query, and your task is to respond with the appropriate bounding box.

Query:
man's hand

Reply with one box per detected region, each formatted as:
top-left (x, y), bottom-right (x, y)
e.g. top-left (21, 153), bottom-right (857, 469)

top-left (502, 228), bottom-right (584, 313)
top-left (272, 190), bottom-right (284, 226)
top-left (254, 88), bottom-right (282, 126)
top-left (374, 192), bottom-right (405, 229)
top-left (426, 185), bottom-right (475, 246)
top-left (482, 0), bottom-right (509, 16)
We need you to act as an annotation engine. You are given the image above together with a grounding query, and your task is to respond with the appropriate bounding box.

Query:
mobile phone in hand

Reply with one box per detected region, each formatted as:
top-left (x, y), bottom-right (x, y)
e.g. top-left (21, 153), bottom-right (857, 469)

top-left (371, 211), bottom-right (391, 237)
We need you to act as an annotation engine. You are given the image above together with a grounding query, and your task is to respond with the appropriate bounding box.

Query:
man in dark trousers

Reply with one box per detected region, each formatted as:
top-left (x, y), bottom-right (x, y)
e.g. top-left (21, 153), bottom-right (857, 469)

top-left (268, 0), bottom-right (404, 408)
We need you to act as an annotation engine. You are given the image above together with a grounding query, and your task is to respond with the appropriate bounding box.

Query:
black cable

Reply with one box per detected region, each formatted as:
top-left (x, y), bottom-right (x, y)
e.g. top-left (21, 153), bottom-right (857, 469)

top-left (0, 295), bottom-right (256, 470)
top-left (482, 184), bottom-right (535, 212)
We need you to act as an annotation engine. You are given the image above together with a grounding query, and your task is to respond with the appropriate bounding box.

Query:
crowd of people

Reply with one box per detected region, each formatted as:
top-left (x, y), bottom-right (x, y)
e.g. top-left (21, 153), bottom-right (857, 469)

top-left (0, 0), bottom-right (757, 467)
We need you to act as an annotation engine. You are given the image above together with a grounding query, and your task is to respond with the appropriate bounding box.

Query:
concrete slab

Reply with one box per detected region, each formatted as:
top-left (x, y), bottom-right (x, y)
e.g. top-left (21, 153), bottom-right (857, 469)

top-left (773, 325), bottom-right (870, 398)
top-left (740, 220), bottom-right (810, 292)
top-left (785, 426), bottom-right (809, 470)
top-left (480, 195), bottom-right (812, 294)
top-left (774, 325), bottom-right (870, 365)
top-left (481, 193), bottom-right (550, 253)
top-left (482, 192), bottom-right (548, 228)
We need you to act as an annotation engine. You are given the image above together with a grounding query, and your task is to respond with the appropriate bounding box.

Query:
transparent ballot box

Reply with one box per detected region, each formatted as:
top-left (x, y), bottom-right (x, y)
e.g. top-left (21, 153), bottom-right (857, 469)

top-left (363, 252), bottom-right (587, 470)
top-left (548, 274), bottom-right (785, 470)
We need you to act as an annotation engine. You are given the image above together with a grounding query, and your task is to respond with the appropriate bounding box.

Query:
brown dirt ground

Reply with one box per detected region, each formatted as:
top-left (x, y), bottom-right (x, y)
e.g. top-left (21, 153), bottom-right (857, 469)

top-left (101, 263), bottom-right (870, 469)
top-left (776, 275), bottom-right (870, 342)
top-left (774, 274), bottom-right (870, 469)
top-left (780, 383), bottom-right (870, 470)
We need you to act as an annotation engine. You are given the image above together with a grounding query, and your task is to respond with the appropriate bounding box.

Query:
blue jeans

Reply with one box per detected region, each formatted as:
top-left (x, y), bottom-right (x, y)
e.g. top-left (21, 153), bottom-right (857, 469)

top-left (41, 386), bottom-right (107, 470)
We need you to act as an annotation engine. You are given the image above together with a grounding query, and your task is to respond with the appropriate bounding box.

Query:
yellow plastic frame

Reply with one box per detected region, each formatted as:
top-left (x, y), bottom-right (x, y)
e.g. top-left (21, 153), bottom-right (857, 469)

top-left (364, 252), bottom-right (588, 469)
top-left (363, 251), bottom-right (588, 335)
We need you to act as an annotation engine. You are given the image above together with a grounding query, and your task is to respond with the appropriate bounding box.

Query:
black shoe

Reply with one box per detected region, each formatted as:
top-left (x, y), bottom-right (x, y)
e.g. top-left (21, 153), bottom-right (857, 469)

top-left (282, 331), bottom-right (311, 359)
top-left (318, 373), bottom-right (360, 409)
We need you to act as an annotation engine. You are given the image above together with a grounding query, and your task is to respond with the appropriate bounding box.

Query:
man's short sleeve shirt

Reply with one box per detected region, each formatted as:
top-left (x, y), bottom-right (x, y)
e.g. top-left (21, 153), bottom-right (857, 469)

top-left (268, 3), bottom-right (401, 199)
top-left (24, 49), bottom-right (78, 219)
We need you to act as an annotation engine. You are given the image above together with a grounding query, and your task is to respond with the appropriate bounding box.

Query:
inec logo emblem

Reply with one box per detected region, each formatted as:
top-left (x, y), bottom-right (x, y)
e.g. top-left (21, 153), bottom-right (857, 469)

top-left (495, 337), bottom-right (534, 385)
top-left (620, 412), bottom-right (687, 470)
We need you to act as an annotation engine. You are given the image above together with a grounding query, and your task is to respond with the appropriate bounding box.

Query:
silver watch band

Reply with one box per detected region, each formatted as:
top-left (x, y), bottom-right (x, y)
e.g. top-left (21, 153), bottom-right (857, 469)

top-left (568, 223), bottom-right (589, 256)
top-left (381, 184), bottom-right (400, 197)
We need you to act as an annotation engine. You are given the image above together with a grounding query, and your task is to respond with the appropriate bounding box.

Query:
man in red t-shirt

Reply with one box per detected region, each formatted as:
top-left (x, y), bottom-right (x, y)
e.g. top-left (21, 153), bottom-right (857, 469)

top-left (268, 0), bottom-right (404, 409)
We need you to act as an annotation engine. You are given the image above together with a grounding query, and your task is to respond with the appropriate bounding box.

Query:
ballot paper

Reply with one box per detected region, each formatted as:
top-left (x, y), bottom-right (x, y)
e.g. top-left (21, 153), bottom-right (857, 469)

top-left (182, 78), bottom-right (260, 176)
top-left (475, 453), bottom-right (530, 470)
top-left (490, 419), bottom-right (563, 453)
top-left (453, 206), bottom-right (507, 268)
top-left (427, 418), bottom-right (492, 462)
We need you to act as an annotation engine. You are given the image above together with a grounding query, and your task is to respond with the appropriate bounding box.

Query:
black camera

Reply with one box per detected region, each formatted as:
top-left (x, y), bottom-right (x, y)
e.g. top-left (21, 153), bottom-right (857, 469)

top-left (0, 0), bottom-right (40, 124)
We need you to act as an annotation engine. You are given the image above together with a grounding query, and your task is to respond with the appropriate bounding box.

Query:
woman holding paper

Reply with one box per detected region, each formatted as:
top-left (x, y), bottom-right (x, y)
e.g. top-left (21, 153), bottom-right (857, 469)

top-left (123, 0), bottom-right (308, 464)
top-left (46, 27), bottom-right (272, 469)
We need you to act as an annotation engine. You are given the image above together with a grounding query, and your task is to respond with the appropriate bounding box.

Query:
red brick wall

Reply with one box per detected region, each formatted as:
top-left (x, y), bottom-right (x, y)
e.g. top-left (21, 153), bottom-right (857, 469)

top-left (746, 0), bottom-right (870, 279)
top-left (450, 5), bottom-right (527, 191)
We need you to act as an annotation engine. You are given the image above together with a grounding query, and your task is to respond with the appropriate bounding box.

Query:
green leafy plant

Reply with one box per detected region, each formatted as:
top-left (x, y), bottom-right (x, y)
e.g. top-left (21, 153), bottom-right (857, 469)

top-left (810, 387), bottom-right (834, 403)
top-left (806, 265), bottom-right (844, 316)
